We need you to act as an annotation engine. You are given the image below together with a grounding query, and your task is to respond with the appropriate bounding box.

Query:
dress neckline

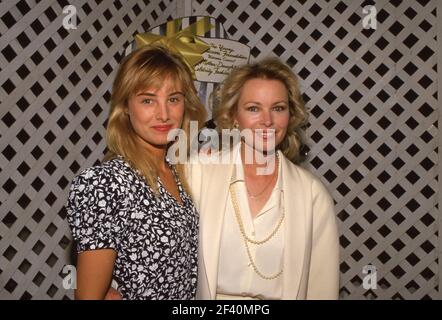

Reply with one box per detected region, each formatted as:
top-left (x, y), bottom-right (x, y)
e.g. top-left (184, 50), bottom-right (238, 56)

top-left (114, 155), bottom-right (187, 206)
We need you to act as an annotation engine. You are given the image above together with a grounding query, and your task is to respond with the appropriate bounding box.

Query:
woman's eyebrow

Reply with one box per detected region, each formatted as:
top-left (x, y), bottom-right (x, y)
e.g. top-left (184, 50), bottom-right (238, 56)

top-left (169, 91), bottom-right (184, 96)
top-left (272, 100), bottom-right (288, 105)
top-left (242, 101), bottom-right (262, 105)
top-left (136, 92), bottom-right (156, 96)
top-left (136, 91), bottom-right (184, 96)
top-left (242, 100), bottom-right (288, 105)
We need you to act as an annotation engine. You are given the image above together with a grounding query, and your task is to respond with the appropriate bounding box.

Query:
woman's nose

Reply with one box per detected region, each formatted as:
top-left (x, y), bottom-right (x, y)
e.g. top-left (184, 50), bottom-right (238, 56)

top-left (156, 101), bottom-right (169, 121)
top-left (261, 111), bottom-right (273, 126)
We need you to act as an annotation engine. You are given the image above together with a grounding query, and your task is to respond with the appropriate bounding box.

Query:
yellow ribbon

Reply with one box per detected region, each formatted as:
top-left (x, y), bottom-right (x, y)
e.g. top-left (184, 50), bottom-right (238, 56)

top-left (135, 17), bottom-right (214, 78)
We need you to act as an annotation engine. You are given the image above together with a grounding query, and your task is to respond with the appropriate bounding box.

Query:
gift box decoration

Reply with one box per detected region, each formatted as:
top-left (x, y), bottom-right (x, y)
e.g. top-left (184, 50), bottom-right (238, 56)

top-left (125, 16), bottom-right (251, 119)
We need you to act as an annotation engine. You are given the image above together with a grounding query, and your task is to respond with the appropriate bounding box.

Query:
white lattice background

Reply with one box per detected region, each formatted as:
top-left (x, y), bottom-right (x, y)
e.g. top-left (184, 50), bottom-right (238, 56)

top-left (0, 0), bottom-right (440, 300)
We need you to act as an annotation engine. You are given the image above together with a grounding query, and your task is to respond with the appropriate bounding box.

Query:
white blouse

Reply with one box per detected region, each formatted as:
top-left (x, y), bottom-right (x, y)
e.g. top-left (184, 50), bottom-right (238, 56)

top-left (216, 150), bottom-right (284, 300)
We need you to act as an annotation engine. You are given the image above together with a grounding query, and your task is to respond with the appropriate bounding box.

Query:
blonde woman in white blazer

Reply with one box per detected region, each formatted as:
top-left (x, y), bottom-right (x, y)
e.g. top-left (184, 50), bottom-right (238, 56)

top-left (187, 58), bottom-right (340, 300)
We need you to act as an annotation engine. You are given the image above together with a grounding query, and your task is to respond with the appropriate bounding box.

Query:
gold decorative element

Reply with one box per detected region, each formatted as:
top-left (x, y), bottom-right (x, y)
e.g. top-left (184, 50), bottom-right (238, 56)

top-left (135, 18), bottom-right (214, 78)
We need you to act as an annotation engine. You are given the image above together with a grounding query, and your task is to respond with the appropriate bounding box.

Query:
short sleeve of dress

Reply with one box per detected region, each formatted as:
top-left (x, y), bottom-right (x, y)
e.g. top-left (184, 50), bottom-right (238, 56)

top-left (66, 165), bottom-right (127, 253)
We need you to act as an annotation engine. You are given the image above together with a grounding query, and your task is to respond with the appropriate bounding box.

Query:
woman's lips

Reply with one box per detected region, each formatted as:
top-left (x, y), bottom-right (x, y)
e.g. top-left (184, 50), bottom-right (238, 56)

top-left (152, 125), bottom-right (173, 132)
top-left (255, 130), bottom-right (276, 139)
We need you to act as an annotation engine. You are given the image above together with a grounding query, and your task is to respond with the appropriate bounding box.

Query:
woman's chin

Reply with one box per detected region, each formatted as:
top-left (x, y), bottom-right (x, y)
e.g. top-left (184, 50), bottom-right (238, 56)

top-left (243, 141), bottom-right (277, 155)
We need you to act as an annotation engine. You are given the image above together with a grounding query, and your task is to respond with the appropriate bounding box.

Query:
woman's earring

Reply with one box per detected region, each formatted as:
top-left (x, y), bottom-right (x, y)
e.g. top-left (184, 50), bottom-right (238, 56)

top-left (233, 122), bottom-right (239, 129)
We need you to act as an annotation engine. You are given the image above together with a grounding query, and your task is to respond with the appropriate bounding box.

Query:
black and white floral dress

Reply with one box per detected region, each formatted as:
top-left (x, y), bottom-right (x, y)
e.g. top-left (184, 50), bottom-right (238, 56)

top-left (66, 156), bottom-right (198, 300)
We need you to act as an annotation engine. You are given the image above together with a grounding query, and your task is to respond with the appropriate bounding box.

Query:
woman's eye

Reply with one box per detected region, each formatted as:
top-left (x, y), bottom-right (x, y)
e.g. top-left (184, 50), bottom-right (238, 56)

top-left (169, 97), bottom-right (181, 103)
top-left (246, 106), bottom-right (259, 112)
top-left (273, 105), bottom-right (287, 112)
top-left (141, 99), bottom-right (153, 104)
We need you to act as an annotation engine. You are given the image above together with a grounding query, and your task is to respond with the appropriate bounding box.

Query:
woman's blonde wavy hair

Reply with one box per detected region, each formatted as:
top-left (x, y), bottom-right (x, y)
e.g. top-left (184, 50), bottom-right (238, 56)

top-left (212, 58), bottom-right (308, 163)
top-left (104, 45), bottom-right (207, 193)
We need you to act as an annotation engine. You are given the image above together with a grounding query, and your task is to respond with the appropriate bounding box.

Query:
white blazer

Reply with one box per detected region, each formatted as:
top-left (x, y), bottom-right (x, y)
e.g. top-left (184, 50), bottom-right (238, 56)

top-left (186, 144), bottom-right (340, 300)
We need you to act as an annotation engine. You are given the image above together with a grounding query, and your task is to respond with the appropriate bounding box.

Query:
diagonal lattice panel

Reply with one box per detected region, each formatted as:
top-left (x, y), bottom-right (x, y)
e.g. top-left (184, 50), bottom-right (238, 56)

top-left (0, 0), bottom-right (439, 300)
top-left (0, 0), bottom-right (180, 300)
top-left (191, 0), bottom-right (439, 299)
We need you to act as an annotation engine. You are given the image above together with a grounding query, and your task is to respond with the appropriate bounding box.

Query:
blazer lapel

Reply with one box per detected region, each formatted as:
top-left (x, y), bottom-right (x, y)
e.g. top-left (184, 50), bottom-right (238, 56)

top-left (199, 146), bottom-right (238, 299)
top-left (280, 152), bottom-right (307, 299)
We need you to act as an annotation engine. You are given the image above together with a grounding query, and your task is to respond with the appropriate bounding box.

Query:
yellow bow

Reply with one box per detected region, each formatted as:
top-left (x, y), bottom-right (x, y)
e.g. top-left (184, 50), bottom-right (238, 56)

top-left (135, 18), bottom-right (214, 79)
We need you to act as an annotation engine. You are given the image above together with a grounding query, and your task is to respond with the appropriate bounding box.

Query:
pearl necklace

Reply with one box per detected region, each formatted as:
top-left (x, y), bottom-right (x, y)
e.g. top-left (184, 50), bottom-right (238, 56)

top-left (229, 181), bottom-right (284, 280)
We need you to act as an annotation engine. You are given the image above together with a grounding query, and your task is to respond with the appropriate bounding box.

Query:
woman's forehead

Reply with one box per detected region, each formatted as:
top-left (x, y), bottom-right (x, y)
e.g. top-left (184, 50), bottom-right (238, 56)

top-left (238, 78), bottom-right (287, 99)
top-left (135, 76), bottom-right (183, 94)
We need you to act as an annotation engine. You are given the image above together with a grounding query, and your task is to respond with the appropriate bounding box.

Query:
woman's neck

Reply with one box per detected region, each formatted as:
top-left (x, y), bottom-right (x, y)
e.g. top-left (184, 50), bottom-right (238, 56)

top-left (240, 142), bottom-right (278, 177)
top-left (138, 138), bottom-right (169, 172)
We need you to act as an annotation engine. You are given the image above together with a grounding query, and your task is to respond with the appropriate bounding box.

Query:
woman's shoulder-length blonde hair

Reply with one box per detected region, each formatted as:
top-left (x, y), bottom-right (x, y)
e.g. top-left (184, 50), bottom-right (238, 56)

top-left (104, 45), bottom-right (207, 193)
top-left (212, 58), bottom-right (308, 163)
